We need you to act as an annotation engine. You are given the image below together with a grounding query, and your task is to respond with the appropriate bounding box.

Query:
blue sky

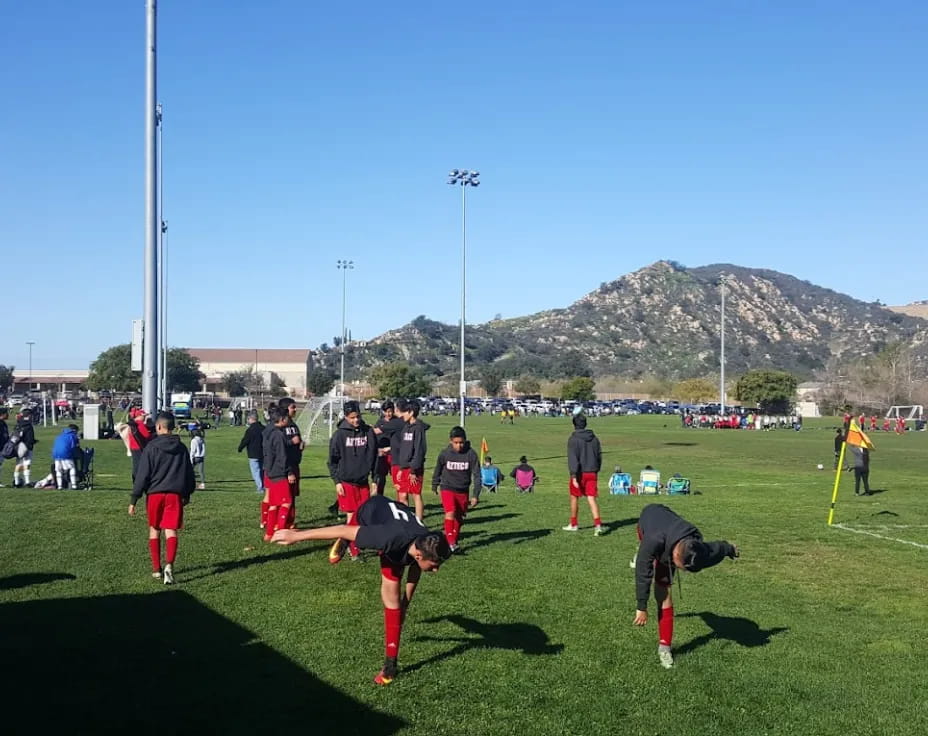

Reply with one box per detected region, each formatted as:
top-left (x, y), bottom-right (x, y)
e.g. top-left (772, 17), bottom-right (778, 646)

top-left (2, 1), bottom-right (926, 370)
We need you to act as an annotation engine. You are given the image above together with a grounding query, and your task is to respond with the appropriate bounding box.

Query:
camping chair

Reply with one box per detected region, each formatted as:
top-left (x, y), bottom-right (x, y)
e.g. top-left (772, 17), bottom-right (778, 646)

top-left (609, 472), bottom-right (633, 495)
top-left (636, 469), bottom-right (661, 495)
top-left (665, 475), bottom-right (690, 495)
top-left (77, 447), bottom-right (95, 490)
top-left (514, 467), bottom-right (536, 494)
top-left (481, 466), bottom-right (500, 494)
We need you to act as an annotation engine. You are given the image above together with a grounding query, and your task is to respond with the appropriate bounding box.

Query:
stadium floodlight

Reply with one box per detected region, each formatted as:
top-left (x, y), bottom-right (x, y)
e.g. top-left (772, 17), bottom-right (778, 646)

top-left (447, 169), bottom-right (482, 426)
top-left (336, 260), bottom-right (355, 398)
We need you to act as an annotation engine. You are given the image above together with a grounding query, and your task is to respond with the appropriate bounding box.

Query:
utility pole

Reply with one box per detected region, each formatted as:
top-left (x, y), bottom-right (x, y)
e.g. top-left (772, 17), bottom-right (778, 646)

top-left (142, 0), bottom-right (160, 413)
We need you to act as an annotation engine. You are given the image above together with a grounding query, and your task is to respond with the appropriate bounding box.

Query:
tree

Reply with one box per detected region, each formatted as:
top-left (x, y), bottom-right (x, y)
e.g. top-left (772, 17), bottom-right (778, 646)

top-left (561, 376), bottom-right (596, 401)
top-left (0, 364), bottom-right (14, 393)
top-left (270, 372), bottom-right (287, 393)
top-left (221, 371), bottom-right (249, 398)
top-left (166, 348), bottom-right (204, 392)
top-left (673, 378), bottom-right (717, 403)
top-left (514, 376), bottom-right (541, 396)
top-left (87, 345), bottom-right (141, 392)
top-left (480, 366), bottom-right (503, 397)
top-left (734, 370), bottom-right (798, 413)
top-left (370, 362), bottom-right (432, 398)
top-left (551, 350), bottom-right (593, 379)
top-left (307, 369), bottom-right (336, 397)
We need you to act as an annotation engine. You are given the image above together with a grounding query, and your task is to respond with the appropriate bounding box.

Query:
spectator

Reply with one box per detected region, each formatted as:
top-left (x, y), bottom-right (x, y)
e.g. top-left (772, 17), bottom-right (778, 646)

top-left (52, 424), bottom-right (81, 489)
top-left (833, 429), bottom-right (844, 470)
top-left (480, 456), bottom-right (504, 494)
top-left (190, 430), bottom-right (206, 490)
top-left (238, 410), bottom-right (265, 493)
top-left (848, 444), bottom-right (871, 496)
top-left (0, 407), bottom-right (9, 486)
top-left (510, 455), bottom-right (537, 493)
top-left (13, 408), bottom-right (38, 488)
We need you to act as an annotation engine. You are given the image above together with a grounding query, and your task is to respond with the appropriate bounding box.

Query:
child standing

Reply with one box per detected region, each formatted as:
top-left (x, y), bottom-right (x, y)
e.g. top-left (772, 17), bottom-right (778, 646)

top-left (129, 412), bottom-right (196, 584)
top-left (262, 406), bottom-right (295, 542)
top-left (563, 413), bottom-right (603, 535)
top-left (190, 430), bottom-right (206, 490)
top-left (13, 408), bottom-right (38, 488)
top-left (431, 426), bottom-right (480, 552)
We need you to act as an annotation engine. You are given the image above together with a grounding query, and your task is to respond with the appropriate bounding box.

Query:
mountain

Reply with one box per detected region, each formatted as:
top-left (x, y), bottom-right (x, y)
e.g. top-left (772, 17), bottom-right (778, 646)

top-left (888, 301), bottom-right (928, 320)
top-left (318, 261), bottom-right (928, 382)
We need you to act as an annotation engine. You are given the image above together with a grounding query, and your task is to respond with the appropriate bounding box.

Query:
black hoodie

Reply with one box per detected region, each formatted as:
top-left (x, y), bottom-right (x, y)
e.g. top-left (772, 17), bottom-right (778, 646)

top-left (16, 418), bottom-right (37, 451)
top-left (567, 428), bottom-right (601, 477)
top-left (238, 421), bottom-right (265, 460)
top-left (635, 504), bottom-right (736, 611)
top-left (262, 423), bottom-right (291, 481)
top-left (376, 415), bottom-right (405, 454)
top-left (395, 419), bottom-right (429, 473)
top-left (328, 418), bottom-right (378, 485)
top-left (431, 443), bottom-right (480, 495)
top-left (130, 434), bottom-right (195, 504)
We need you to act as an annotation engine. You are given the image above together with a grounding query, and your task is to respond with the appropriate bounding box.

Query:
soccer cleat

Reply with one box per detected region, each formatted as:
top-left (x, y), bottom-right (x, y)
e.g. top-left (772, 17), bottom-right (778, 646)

top-left (561, 524), bottom-right (579, 532)
top-left (449, 544), bottom-right (459, 554)
top-left (152, 571), bottom-right (162, 580)
top-left (328, 539), bottom-right (347, 565)
top-left (658, 647), bottom-right (674, 669)
top-left (197, 483), bottom-right (205, 490)
top-left (163, 564), bottom-right (175, 585)
top-left (374, 657), bottom-right (398, 686)
top-left (629, 554), bottom-right (637, 569)
top-left (593, 525), bottom-right (604, 536)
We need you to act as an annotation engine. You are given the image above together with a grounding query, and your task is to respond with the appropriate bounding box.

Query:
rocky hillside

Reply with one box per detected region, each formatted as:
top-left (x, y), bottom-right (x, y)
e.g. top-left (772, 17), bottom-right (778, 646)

top-left (317, 262), bottom-right (928, 382)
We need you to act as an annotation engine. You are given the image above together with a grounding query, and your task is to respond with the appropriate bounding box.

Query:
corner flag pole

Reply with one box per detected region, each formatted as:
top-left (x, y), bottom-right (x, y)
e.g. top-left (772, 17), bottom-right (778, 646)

top-left (827, 442), bottom-right (847, 526)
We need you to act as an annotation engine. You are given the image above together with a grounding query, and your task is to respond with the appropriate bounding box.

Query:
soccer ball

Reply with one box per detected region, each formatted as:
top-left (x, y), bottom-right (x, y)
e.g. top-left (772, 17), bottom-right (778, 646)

top-left (816, 464), bottom-right (824, 470)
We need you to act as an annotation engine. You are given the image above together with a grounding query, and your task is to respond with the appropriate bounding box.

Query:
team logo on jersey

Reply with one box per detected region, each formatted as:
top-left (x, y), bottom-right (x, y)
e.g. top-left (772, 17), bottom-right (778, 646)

top-left (446, 461), bottom-right (470, 470)
top-left (345, 436), bottom-right (368, 448)
top-left (403, 432), bottom-right (414, 442)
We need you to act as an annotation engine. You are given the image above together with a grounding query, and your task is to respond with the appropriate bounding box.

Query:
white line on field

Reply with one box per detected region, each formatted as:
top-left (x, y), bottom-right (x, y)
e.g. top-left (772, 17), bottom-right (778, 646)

top-left (831, 523), bottom-right (928, 550)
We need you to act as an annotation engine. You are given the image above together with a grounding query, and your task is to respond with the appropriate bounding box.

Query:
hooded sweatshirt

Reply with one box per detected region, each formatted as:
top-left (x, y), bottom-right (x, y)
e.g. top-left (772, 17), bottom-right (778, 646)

top-left (635, 504), bottom-right (736, 611)
top-left (431, 442), bottom-right (480, 495)
top-left (262, 423), bottom-right (291, 481)
top-left (376, 415), bottom-right (405, 454)
top-left (16, 418), bottom-right (37, 451)
top-left (130, 434), bottom-right (196, 504)
top-left (395, 419), bottom-right (429, 473)
top-left (567, 428), bottom-right (602, 477)
top-left (328, 418), bottom-right (378, 485)
top-left (52, 428), bottom-right (80, 461)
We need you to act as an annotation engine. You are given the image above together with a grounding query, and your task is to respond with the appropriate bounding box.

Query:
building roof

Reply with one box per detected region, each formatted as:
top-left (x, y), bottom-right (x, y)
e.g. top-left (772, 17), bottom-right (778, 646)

top-left (186, 348), bottom-right (310, 364)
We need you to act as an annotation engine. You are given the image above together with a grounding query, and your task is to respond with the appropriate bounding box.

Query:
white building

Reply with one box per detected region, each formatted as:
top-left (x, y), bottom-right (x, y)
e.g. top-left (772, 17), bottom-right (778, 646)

top-left (12, 369), bottom-right (90, 394)
top-left (185, 349), bottom-right (313, 397)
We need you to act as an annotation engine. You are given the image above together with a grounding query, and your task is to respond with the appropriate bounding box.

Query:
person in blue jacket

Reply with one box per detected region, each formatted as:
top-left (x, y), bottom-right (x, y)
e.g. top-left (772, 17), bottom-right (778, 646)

top-left (52, 424), bottom-right (81, 489)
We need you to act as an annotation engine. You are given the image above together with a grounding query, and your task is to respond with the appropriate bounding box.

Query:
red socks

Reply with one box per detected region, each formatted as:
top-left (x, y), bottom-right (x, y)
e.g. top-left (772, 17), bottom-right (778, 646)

top-left (444, 519), bottom-right (454, 544)
top-left (265, 506), bottom-right (278, 538)
top-left (285, 502), bottom-right (296, 529)
top-left (658, 606), bottom-right (674, 647)
top-left (276, 506), bottom-right (291, 535)
top-left (593, 517), bottom-right (602, 527)
top-left (569, 517), bottom-right (578, 527)
top-left (384, 607), bottom-right (402, 659)
top-left (149, 539), bottom-right (161, 572)
top-left (166, 536), bottom-right (178, 564)
top-left (260, 501), bottom-right (269, 527)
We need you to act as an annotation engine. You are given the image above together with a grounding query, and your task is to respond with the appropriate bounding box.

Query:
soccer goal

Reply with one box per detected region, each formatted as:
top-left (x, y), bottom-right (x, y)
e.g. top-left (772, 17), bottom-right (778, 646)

top-left (295, 395), bottom-right (346, 446)
top-left (885, 405), bottom-right (924, 420)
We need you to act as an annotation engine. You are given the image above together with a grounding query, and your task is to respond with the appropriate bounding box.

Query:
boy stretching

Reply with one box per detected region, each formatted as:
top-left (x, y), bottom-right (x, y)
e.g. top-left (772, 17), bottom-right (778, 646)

top-left (128, 412), bottom-right (195, 584)
top-left (327, 401), bottom-right (378, 562)
top-left (632, 503), bottom-right (739, 669)
top-left (431, 426), bottom-right (480, 552)
top-left (273, 495), bottom-right (451, 685)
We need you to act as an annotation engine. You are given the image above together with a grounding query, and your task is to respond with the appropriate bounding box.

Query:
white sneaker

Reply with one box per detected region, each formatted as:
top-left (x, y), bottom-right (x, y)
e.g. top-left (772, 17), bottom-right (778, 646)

top-left (658, 648), bottom-right (674, 669)
top-left (593, 525), bottom-right (604, 536)
top-left (163, 564), bottom-right (175, 585)
top-left (629, 554), bottom-right (637, 569)
top-left (562, 524), bottom-right (579, 532)
top-left (152, 571), bottom-right (162, 580)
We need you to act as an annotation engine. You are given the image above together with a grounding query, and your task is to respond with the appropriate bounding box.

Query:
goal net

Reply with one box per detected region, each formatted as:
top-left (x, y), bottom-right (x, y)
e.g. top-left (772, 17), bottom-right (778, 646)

top-left (295, 395), bottom-right (346, 446)
top-left (886, 405), bottom-right (924, 420)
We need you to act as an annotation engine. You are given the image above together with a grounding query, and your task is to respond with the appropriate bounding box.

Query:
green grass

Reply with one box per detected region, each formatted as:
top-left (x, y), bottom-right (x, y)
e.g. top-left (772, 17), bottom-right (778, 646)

top-left (1, 415), bottom-right (927, 735)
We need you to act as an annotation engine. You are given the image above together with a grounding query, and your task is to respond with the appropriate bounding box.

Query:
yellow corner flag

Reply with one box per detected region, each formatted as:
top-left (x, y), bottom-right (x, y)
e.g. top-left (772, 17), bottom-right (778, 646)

top-left (480, 437), bottom-right (489, 465)
top-left (845, 420), bottom-right (875, 451)
top-left (827, 420), bottom-right (875, 526)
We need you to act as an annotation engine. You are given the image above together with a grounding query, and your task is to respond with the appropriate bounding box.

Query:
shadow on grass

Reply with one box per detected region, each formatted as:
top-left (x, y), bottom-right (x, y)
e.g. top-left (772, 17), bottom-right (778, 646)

top-left (407, 615), bottom-right (563, 674)
top-left (464, 513), bottom-right (522, 526)
top-left (601, 518), bottom-right (637, 534)
top-left (0, 572), bottom-right (76, 590)
top-left (181, 545), bottom-right (321, 581)
top-left (664, 442), bottom-right (698, 447)
top-left (676, 612), bottom-right (788, 657)
top-left (463, 528), bottom-right (552, 551)
top-left (0, 591), bottom-right (405, 734)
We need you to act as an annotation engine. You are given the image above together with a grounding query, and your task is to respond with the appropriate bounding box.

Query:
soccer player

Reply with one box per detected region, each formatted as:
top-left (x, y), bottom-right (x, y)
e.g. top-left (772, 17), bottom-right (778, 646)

top-left (632, 503), bottom-right (739, 669)
top-left (431, 426), bottom-right (480, 552)
top-left (394, 399), bottom-right (428, 520)
top-left (278, 398), bottom-right (304, 528)
top-left (833, 428), bottom-right (845, 470)
top-left (128, 412), bottom-right (195, 585)
top-left (327, 400), bottom-right (378, 562)
top-left (127, 409), bottom-right (154, 482)
top-left (262, 405), bottom-right (296, 541)
top-left (563, 413), bottom-right (604, 535)
top-left (869, 415), bottom-right (878, 432)
top-left (0, 406), bottom-right (10, 487)
top-left (12, 408), bottom-right (37, 488)
top-left (373, 400), bottom-right (403, 496)
top-left (272, 494), bottom-right (451, 685)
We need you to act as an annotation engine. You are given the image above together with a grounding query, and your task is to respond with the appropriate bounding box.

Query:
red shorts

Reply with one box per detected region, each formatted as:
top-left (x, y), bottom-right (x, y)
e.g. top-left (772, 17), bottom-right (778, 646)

top-left (267, 477), bottom-right (292, 507)
top-left (569, 472), bottom-right (599, 497)
top-left (391, 465), bottom-right (404, 490)
top-left (379, 555), bottom-right (405, 582)
top-left (441, 489), bottom-right (469, 515)
top-left (636, 524), bottom-right (672, 588)
top-left (400, 470), bottom-right (422, 496)
top-left (338, 482), bottom-right (370, 512)
top-left (146, 492), bottom-right (183, 530)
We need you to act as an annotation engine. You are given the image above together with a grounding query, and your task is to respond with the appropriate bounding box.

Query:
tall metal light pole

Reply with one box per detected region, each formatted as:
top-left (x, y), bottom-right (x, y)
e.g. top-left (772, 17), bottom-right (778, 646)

top-left (26, 341), bottom-right (35, 391)
top-left (142, 0), bottom-right (160, 413)
top-left (447, 169), bottom-right (480, 426)
top-left (720, 274), bottom-right (727, 415)
top-left (157, 101), bottom-right (167, 408)
top-left (337, 260), bottom-right (354, 397)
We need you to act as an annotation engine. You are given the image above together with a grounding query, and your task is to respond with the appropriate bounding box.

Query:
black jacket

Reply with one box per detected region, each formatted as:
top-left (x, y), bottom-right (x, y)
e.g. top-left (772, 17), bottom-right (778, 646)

top-left (282, 419), bottom-right (303, 467)
top-left (834, 434), bottom-right (844, 453)
top-left (130, 434), bottom-right (195, 504)
top-left (238, 421), bottom-right (265, 460)
top-left (567, 428), bottom-right (601, 477)
top-left (0, 419), bottom-right (8, 446)
top-left (328, 419), bottom-right (378, 485)
top-left (262, 424), bottom-right (291, 481)
top-left (16, 419), bottom-right (37, 451)
top-left (431, 443), bottom-right (480, 495)
top-left (395, 420), bottom-right (428, 472)
top-left (376, 416), bottom-right (405, 452)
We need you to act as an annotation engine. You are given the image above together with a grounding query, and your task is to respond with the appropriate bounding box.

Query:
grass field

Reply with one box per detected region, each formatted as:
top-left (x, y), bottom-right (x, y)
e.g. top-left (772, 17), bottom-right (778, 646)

top-left (1, 415), bottom-right (926, 735)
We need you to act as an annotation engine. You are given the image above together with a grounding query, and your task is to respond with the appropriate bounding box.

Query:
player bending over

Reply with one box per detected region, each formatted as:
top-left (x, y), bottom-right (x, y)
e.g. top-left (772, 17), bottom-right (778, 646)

top-left (632, 503), bottom-right (739, 669)
top-left (273, 495), bottom-right (451, 685)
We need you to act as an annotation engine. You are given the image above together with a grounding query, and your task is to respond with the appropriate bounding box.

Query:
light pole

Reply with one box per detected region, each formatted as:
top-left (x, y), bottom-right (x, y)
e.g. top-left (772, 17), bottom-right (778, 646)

top-left (337, 260), bottom-right (354, 397)
top-left (142, 0), bottom-right (160, 413)
top-left (447, 169), bottom-right (480, 426)
top-left (157, 100), bottom-right (167, 409)
top-left (26, 341), bottom-right (35, 391)
top-left (720, 274), bottom-right (727, 415)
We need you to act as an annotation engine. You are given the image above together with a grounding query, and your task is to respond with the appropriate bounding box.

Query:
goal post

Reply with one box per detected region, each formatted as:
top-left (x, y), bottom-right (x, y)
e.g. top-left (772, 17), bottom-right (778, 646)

top-left (886, 405), bottom-right (924, 420)
top-left (295, 395), bottom-right (346, 446)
